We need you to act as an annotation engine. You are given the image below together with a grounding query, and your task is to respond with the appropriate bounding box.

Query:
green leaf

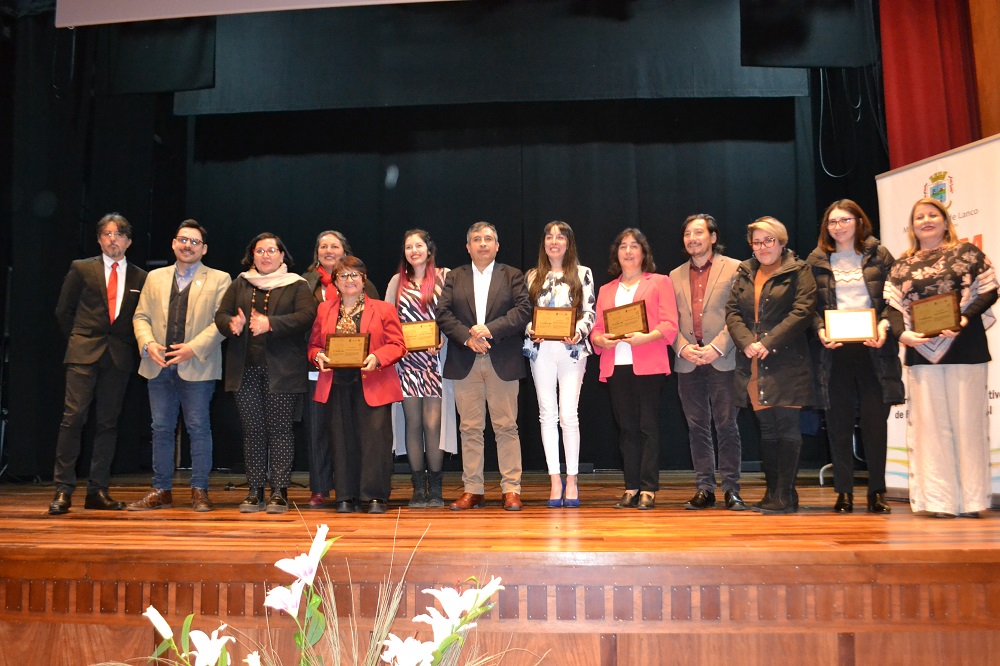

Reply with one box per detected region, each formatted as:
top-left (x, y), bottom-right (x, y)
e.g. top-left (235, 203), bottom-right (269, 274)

top-left (180, 614), bottom-right (196, 655)
top-left (218, 646), bottom-right (229, 666)
top-left (149, 637), bottom-right (171, 662)
top-left (303, 610), bottom-right (326, 647)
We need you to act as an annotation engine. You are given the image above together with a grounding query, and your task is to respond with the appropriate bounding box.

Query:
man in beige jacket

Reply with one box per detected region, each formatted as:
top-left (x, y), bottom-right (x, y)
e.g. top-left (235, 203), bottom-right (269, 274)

top-left (129, 220), bottom-right (231, 511)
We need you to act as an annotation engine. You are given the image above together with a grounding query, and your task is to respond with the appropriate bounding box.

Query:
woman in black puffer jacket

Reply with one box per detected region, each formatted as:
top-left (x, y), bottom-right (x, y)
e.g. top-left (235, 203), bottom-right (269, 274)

top-left (727, 216), bottom-right (817, 514)
top-left (805, 200), bottom-right (904, 515)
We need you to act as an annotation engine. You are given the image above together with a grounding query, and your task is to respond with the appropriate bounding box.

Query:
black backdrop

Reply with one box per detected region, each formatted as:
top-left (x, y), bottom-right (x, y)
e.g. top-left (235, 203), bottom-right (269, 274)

top-left (3, 0), bottom-right (890, 481)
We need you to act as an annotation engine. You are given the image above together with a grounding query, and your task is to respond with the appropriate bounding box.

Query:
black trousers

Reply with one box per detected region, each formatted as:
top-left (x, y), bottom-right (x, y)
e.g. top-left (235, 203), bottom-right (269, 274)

top-left (608, 366), bottom-right (665, 493)
top-left (825, 344), bottom-right (890, 494)
top-left (326, 382), bottom-right (394, 502)
top-left (53, 352), bottom-right (131, 494)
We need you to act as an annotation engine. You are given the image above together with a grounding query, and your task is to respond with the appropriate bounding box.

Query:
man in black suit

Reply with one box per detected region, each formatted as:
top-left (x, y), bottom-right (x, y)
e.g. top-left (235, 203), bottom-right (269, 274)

top-left (49, 213), bottom-right (148, 515)
top-left (436, 221), bottom-right (532, 511)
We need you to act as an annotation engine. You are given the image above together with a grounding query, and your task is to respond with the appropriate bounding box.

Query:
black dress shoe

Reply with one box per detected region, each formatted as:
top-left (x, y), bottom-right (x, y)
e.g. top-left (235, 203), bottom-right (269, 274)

top-left (833, 492), bottom-right (854, 514)
top-left (49, 491), bottom-right (72, 515)
top-left (335, 499), bottom-right (357, 514)
top-left (366, 499), bottom-right (387, 514)
top-left (684, 489), bottom-right (717, 510)
top-left (867, 492), bottom-right (891, 514)
top-left (266, 488), bottom-right (289, 514)
top-left (240, 487), bottom-right (266, 513)
top-left (636, 491), bottom-right (655, 510)
top-left (84, 489), bottom-right (125, 511)
top-left (724, 490), bottom-right (747, 511)
top-left (614, 491), bottom-right (639, 509)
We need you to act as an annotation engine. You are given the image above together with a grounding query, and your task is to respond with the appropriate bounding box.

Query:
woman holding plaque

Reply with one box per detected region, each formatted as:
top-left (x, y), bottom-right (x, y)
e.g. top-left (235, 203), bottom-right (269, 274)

top-left (215, 233), bottom-right (317, 514)
top-left (806, 200), bottom-right (903, 514)
top-left (308, 256), bottom-right (406, 515)
top-left (302, 230), bottom-right (379, 508)
top-left (384, 229), bottom-right (456, 508)
top-left (524, 221), bottom-right (596, 508)
top-left (726, 217), bottom-right (816, 514)
top-left (885, 197), bottom-right (997, 518)
top-left (590, 228), bottom-right (678, 510)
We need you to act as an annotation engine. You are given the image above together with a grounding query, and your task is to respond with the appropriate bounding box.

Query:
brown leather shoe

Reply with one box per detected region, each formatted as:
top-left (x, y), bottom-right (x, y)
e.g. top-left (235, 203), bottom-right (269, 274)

top-left (449, 492), bottom-right (485, 511)
top-left (191, 488), bottom-right (214, 512)
top-left (502, 492), bottom-right (523, 511)
top-left (127, 488), bottom-right (173, 511)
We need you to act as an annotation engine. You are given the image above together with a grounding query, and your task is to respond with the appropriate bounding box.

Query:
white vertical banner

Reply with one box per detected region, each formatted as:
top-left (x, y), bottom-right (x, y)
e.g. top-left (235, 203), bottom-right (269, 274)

top-left (875, 133), bottom-right (1000, 502)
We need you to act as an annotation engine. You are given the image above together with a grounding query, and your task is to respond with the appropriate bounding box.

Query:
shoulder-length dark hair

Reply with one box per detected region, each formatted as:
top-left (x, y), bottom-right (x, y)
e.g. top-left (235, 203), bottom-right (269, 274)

top-left (394, 229), bottom-right (438, 311)
top-left (307, 230), bottom-right (352, 272)
top-left (817, 199), bottom-right (873, 254)
top-left (242, 232), bottom-right (293, 270)
top-left (529, 221), bottom-right (583, 322)
top-left (608, 227), bottom-right (656, 277)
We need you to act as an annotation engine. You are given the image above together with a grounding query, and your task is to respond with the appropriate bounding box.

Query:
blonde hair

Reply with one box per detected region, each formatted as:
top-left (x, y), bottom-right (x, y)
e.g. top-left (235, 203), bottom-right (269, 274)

top-left (746, 216), bottom-right (788, 246)
top-left (903, 197), bottom-right (959, 257)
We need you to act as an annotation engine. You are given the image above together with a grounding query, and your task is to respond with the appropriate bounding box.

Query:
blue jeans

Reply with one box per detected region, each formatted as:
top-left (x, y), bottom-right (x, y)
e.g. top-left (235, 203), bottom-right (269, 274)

top-left (677, 365), bottom-right (742, 493)
top-left (147, 367), bottom-right (216, 489)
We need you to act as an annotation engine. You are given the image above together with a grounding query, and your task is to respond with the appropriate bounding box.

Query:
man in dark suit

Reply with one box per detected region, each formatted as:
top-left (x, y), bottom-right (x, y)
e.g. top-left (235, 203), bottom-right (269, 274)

top-left (49, 213), bottom-right (148, 515)
top-left (436, 221), bottom-right (532, 511)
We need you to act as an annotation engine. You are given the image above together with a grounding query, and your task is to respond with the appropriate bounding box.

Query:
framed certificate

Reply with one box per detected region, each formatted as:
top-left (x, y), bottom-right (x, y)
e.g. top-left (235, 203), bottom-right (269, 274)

top-left (911, 291), bottom-right (960, 336)
top-left (401, 321), bottom-right (440, 351)
top-left (532, 307), bottom-right (576, 340)
top-left (325, 333), bottom-right (370, 368)
top-left (603, 301), bottom-right (649, 339)
top-left (824, 308), bottom-right (877, 343)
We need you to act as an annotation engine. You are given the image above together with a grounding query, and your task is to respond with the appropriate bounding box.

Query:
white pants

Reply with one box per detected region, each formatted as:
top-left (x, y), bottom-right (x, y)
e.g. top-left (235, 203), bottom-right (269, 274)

top-left (529, 341), bottom-right (587, 475)
top-left (907, 363), bottom-right (991, 514)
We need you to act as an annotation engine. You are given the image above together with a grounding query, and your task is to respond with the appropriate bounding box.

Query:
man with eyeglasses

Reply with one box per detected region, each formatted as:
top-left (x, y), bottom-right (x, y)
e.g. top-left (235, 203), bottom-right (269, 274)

top-left (669, 214), bottom-right (745, 511)
top-left (127, 220), bottom-right (232, 512)
top-left (49, 213), bottom-right (148, 515)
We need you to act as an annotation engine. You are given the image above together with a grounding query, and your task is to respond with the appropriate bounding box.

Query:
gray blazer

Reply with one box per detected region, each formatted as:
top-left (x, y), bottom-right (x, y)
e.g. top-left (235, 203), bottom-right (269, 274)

top-left (669, 254), bottom-right (740, 373)
top-left (133, 264), bottom-right (232, 381)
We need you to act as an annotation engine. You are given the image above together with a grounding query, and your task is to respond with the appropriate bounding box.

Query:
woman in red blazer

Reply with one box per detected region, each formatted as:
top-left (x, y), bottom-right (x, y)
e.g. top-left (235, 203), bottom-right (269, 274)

top-left (590, 228), bottom-right (678, 510)
top-left (308, 256), bottom-right (406, 514)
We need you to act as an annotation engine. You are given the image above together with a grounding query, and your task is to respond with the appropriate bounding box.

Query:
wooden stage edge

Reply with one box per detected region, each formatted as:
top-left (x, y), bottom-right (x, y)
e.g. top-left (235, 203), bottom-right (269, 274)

top-left (2, 471), bottom-right (1000, 665)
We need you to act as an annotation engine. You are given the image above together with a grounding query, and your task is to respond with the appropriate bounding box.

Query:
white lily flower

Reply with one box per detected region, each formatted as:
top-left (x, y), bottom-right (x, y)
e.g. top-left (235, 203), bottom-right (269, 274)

top-left (188, 623), bottom-right (235, 666)
top-left (422, 576), bottom-right (504, 622)
top-left (263, 578), bottom-right (306, 617)
top-left (244, 651), bottom-right (261, 666)
top-left (463, 576), bottom-right (504, 613)
top-left (412, 606), bottom-right (459, 645)
top-left (275, 524), bottom-right (329, 586)
top-left (142, 605), bottom-right (173, 640)
top-left (381, 634), bottom-right (436, 666)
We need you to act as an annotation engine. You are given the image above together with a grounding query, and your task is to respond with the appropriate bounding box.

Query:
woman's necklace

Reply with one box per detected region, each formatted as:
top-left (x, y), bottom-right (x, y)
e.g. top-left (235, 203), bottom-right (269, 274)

top-left (251, 288), bottom-right (270, 314)
top-left (619, 274), bottom-right (641, 291)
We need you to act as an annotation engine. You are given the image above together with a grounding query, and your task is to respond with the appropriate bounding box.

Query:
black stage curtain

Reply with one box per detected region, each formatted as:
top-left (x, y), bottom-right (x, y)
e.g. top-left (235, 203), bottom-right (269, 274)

top-left (3, 0), bottom-right (891, 480)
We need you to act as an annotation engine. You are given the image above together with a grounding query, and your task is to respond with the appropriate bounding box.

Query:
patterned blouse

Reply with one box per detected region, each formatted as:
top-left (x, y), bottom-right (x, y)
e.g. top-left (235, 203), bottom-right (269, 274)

top-left (885, 242), bottom-right (997, 364)
top-left (522, 265), bottom-right (597, 361)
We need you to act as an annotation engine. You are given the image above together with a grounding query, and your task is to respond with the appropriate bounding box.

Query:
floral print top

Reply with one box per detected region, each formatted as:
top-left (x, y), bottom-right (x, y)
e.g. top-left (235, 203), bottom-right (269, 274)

top-left (522, 265), bottom-right (596, 361)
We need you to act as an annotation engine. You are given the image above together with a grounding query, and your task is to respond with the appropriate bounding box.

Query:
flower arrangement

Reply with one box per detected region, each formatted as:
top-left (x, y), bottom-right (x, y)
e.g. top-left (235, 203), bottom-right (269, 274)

top-left (103, 524), bottom-right (511, 666)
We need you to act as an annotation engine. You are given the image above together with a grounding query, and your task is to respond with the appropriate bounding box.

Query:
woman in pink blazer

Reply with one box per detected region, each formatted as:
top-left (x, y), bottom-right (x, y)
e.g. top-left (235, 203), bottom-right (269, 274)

top-left (308, 256), bottom-right (406, 514)
top-left (590, 228), bottom-right (678, 510)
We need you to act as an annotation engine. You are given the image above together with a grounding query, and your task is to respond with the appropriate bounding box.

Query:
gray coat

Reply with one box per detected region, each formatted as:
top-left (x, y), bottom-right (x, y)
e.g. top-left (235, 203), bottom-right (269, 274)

top-left (804, 237), bottom-right (904, 408)
top-left (726, 250), bottom-right (817, 409)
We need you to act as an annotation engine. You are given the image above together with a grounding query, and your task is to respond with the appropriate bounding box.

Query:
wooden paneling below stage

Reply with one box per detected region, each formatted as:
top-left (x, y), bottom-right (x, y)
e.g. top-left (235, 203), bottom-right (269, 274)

top-left (1, 473), bottom-right (999, 665)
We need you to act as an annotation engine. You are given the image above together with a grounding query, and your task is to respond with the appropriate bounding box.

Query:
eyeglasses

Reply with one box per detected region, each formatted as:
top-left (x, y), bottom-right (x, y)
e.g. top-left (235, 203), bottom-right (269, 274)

top-left (337, 272), bottom-right (363, 281)
top-left (827, 217), bottom-right (856, 228)
top-left (175, 236), bottom-right (204, 247)
top-left (750, 237), bottom-right (777, 250)
top-left (254, 247), bottom-right (280, 256)
top-left (101, 231), bottom-right (127, 240)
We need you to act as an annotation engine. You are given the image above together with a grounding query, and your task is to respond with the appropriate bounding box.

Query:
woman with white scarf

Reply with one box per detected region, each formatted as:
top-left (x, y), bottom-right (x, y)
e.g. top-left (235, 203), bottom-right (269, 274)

top-left (885, 198), bottom-right (998, 518)
top-left (215, 233), bottom-right (316, 514)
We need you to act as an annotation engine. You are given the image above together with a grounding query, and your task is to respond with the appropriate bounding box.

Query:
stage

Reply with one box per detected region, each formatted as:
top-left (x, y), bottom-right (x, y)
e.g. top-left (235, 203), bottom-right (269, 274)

top-left (1, 471), bottom-right (999, 665)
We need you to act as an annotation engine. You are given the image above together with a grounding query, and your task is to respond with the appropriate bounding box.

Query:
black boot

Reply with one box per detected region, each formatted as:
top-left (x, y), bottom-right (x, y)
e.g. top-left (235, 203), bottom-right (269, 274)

top-left (426, 471), bottom-right (445, 507)
top-left (240, 487), bottom-right (265, 513)
top-left (759, 412), bottom-right (801, 515)
top-left (752, 439), bottom-right (777, 512)
top-left (409, 471), bottom-right (429, 508)
top-left (266, 487), bottom-right (289, 514)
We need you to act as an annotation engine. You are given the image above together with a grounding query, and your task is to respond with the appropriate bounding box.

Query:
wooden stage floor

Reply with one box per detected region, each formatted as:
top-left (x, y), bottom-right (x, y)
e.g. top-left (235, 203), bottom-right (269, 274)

top-left (2, 471), bottom-right (999, 665)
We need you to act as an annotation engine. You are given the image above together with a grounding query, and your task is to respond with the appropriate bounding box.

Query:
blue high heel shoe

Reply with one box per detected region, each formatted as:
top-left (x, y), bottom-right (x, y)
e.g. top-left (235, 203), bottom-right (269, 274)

top-left (563, 476), bottom-right (580, 508)
top-left (547, 477), bottom-right (565, 508)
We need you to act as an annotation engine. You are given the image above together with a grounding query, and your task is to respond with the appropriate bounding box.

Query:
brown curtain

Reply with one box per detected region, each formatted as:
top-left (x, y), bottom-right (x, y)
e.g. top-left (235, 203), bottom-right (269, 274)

top-left (880, 0), bottom-right (981, 168)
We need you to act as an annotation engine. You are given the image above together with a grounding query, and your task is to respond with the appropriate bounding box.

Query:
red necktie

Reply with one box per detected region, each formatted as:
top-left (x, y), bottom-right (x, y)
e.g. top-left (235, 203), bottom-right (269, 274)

top-left (108, 262), bottom-right (119, 323)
